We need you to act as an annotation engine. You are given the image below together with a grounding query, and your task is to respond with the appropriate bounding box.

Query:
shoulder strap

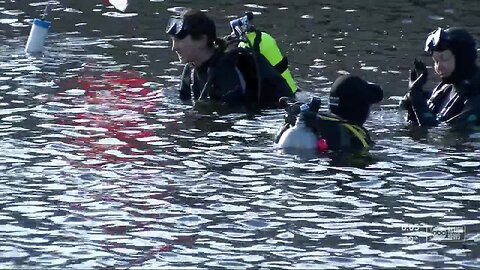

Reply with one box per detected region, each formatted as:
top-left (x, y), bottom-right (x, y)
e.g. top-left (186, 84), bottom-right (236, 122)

top-left (224, 47), bottom-right (263, 105)
top-left (317, 114), bottom-right (371, 148)
top-left (198, 66), bottom-right (218, 100)
top-left (253, 30), bottom-right (262, 53)
top-left (197, 52), bottom-right (223, 100)
top-left (179, 63), bottom-right (194, 99)
top-left (273, 57), bottom-right (289, 74)
top-left (340, 123), bottom-right (370, 148)
top-left (251, 30), bottom-right (289, 74)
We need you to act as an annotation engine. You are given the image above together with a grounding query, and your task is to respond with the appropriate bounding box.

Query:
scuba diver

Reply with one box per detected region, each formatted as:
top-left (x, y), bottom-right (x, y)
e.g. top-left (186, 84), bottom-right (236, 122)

top-left (166, 9), bottom-right (294, 111)
top-left (275, 74), bottom-right (383, 151)
top-left (400, 27), bottom-right (480, 127)
top-left (225, 12), bottom-right (298, 95)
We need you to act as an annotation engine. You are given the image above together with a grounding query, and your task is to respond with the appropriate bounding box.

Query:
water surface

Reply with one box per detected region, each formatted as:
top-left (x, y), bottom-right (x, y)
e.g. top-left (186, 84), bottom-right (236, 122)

top-left (0, 0), bottom-right (479, 269)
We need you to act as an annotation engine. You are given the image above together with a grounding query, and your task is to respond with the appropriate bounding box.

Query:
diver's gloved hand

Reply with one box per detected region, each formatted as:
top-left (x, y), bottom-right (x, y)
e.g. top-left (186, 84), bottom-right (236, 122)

top-left (223, 33), bottom-right (239, 47)
top-left (279, 97), bottom-right (302, 126)
top-left (408, 59), bottom-right (428, 92)
top-left (398, 92), bottom-right (411, 110)
top-left (302, 110), bottom-right (318, 131)
top-left (307, 97), bottom-right (321, 113)
top-left (300, 97), bottom-right (321, 132)
top-left (278, 97), bottom-right (294, 110)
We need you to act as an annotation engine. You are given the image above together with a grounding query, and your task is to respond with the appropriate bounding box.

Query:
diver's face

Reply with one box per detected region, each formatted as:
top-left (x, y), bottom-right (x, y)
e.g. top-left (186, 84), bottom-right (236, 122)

top-left (432, 49), bottom-right (456, 79)
top-left (170, 34), bottom-right (207, 65)
top-left (171, 35), bottom-right (195, 64)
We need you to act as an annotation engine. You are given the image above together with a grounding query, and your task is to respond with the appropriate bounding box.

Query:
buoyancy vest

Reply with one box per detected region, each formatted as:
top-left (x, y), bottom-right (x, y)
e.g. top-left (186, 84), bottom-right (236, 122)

top-left (238, 30), bottom-right (298, 94)
top-left (312, 114), bottom-right (372, 149)
top-left (188, 47), bottom-right (294, 109)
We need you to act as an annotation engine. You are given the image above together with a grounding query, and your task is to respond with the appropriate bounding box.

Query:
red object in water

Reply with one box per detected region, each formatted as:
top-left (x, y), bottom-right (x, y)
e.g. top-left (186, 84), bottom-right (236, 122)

top-left (102, 0), bottom-right (110, 5)
top-left (317, 138), bottom-right (328, 152)
top-left (54, 69), bottom-right (159, 167)
top-left (156, 245), bottom-right (174, 252)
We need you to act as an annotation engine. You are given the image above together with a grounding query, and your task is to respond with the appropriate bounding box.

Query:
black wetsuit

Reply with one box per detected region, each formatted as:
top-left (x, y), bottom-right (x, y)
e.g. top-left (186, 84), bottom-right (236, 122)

top-left (179, 48), bottom-right (294, 109)
top-left (179, 50), bottom-right (245, 106)
top-left (402, 68), bottom-right (480, 127)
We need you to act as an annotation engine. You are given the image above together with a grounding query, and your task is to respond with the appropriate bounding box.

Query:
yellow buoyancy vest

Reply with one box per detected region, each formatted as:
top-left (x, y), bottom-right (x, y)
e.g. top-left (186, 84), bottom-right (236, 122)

top-left (238, 31), bottom-right (298, 93)
top-left (316, 114), bottom-right (371, 148)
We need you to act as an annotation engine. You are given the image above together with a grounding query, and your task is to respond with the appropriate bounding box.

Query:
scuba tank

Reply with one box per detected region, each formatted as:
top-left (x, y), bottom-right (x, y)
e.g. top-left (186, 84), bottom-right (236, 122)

top-left (276, 97), bottom-right (321, 150)
top-left (228, 12), bottom-right (298, 94)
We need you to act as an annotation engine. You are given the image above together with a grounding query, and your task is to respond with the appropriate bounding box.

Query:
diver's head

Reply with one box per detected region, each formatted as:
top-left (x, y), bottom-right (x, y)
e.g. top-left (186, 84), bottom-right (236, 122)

top-left (329, 75), bottom-right (383, 126)
top-left (424, 27), bottom-right (477, 83)
top-left (166, 10), bottom-right (220, 64)
top-left (166, 10), bottom-right (217, 45)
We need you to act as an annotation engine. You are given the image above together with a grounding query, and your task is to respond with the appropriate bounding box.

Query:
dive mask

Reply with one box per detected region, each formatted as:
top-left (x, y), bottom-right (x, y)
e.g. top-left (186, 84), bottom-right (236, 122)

top-left (424, 27), bottom-right (448, 54)
top-left (166, 16), bottom-right (189, 39)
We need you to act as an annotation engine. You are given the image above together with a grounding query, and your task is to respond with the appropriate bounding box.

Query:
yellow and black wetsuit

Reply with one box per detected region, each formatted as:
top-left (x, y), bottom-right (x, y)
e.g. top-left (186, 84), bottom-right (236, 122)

top-left (238, 30), bottom-right (298, 94)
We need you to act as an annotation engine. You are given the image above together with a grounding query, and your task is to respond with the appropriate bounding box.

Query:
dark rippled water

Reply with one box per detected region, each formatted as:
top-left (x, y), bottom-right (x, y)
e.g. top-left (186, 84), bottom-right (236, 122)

top-left (0, 0), bottom-right (479, 269)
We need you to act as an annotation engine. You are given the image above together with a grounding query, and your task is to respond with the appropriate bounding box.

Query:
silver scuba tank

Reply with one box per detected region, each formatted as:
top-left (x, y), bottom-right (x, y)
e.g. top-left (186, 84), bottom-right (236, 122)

top-left (276, 103), bottom-right (318, 150)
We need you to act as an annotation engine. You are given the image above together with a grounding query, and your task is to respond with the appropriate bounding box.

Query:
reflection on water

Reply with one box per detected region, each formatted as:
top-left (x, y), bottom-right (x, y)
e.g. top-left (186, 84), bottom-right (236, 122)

top-left (0, 0), bottom-right (479, 269)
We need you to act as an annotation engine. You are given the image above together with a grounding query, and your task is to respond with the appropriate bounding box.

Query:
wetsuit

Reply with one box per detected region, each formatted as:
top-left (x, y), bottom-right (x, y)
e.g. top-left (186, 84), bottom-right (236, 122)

top-left (179, 48), bottom-right (294, 109)
top-left (179, 50), bottom-right (245, 106)
top-left (401, 68), bottom-right (480, 127)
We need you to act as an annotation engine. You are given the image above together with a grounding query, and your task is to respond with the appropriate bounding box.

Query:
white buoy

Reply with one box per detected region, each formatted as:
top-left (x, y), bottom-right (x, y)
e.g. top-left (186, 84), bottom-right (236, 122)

top-left (108, 0), bottom-right (129, 12)
top-left (25, 18), bottom-right (51, 53)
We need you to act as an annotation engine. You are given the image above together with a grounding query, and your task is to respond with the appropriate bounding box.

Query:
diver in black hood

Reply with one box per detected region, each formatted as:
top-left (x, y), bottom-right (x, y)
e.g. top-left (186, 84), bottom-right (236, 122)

top-left (400, 27), bottom-right (480, 127)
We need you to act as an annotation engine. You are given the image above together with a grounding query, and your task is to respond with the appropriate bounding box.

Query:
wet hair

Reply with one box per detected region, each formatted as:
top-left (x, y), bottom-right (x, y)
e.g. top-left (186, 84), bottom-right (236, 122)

top-left (431, 27), bottom-right (478, 83)
top-left (181, 10), bottom-right (227, 51)
top-left (329, 75), bottom-right (383, 125)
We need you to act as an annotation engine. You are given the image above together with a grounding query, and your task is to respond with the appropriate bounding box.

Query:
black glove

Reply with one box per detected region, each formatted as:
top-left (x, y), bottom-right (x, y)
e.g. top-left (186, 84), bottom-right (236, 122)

top-left (224, 34), bottom-right (240, 46)
top-left (408, 59), bottom-right (428, 92)
top-left (285, 102), bottom-right (303, 126)
top-left (307, 97), bottom-right (321, 113)
top-left (279, 97), bottom-right (300, 125)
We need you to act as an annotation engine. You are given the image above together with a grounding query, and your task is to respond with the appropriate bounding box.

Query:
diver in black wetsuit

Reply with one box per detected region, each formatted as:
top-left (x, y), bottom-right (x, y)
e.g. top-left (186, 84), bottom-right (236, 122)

top-left (400, 27), bottom-right (480, 127)
top-left (276, 74), bottom-right (383, 151)
top-left (165, 9), bottom-right (294, 111)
